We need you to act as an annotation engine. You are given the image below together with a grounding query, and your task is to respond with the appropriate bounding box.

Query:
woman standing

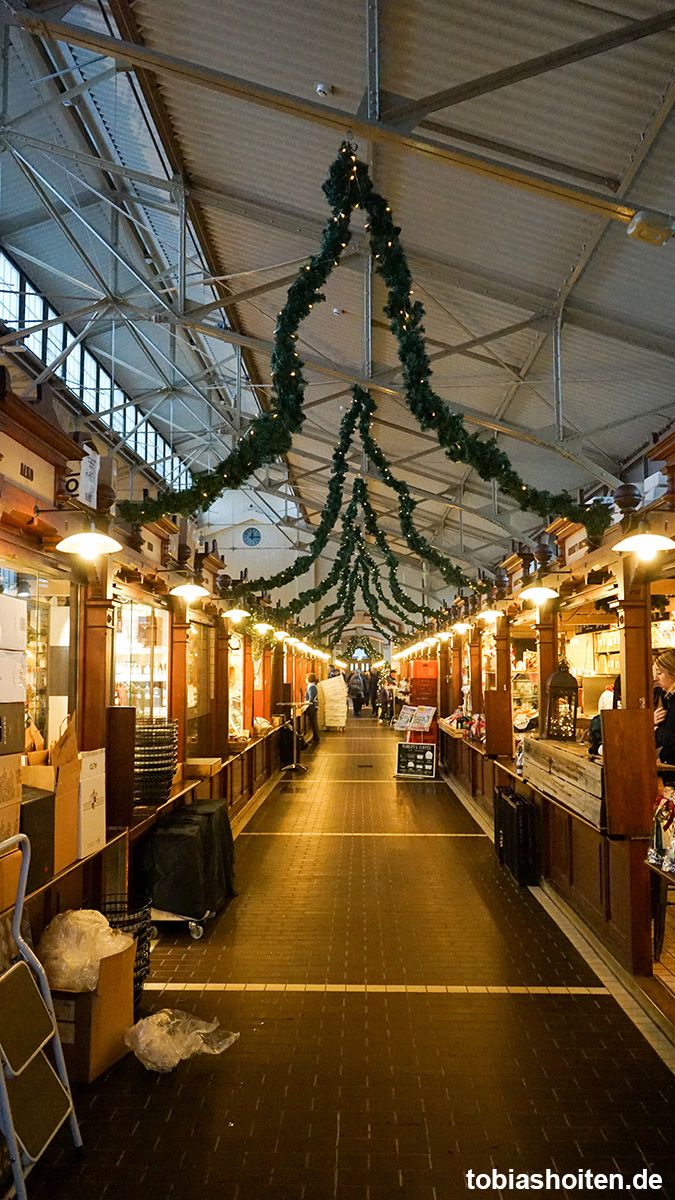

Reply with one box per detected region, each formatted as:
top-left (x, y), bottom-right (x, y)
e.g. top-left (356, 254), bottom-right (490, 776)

top-left (347, 671), bottom-right (365, 718)
top-left (654, 650), bottom-right (675, 765)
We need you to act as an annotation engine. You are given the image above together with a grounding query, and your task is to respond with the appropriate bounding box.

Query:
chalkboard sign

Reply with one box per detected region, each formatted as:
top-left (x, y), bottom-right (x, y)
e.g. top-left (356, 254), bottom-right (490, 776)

top-left (396, 743), bottom-right (436, 779)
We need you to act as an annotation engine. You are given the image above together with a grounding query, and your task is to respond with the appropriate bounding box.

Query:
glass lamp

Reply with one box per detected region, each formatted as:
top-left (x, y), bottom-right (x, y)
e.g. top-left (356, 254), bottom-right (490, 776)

top-left (273, 629), bottom-right (290, 641)
top-left (252, 622), bottom-right (274, 635)
top-left (519, 582), bottom-right (559, 603)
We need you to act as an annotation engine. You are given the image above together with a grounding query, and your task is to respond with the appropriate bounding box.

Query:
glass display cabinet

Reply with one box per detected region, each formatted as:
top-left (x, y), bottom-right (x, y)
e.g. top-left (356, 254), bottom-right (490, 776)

top-left (113, 598), bottom-right (169, 718)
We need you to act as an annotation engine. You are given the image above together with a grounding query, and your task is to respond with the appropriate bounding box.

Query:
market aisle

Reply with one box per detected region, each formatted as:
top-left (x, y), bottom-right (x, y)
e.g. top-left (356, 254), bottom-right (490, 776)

top-left (31, 714), bottom-right (675, 1199)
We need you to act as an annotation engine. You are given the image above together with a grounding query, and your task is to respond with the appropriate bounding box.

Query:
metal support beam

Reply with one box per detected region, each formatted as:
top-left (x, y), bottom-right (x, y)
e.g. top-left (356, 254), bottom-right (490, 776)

top-left (5, 63), bottom-right (123, 130)
top-left (552, 310), bottom-right (564, 443)
top-left (382, 8), bottom-right (675, 127)
top-left (4, 10), bottom-right (663, 227)
top-left (172, 312), bottom-right (622, 486)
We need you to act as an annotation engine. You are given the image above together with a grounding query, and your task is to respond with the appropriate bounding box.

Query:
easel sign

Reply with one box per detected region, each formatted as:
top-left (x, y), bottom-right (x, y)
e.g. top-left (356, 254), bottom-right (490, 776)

top-left (396, 743), bottom-right (436, 780)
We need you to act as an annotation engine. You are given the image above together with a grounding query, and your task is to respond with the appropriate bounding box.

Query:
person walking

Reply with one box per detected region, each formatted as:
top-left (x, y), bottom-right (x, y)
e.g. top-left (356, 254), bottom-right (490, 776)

top-left (305, 672), bottom-right (320, 746)
top-left (347, 671), bottom-right (365, 717)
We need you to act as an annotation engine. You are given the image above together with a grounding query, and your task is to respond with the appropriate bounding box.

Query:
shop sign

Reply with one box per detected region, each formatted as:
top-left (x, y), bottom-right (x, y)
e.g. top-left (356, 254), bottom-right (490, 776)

top-left (64, 450), bottom-right (99, 509)
top-left (0, 433), bottom-right (54, 502)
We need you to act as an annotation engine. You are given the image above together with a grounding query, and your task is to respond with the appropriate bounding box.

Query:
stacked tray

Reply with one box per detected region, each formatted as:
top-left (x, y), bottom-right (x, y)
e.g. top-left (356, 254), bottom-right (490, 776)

top-left (134, 717), bottom-right (178, 806)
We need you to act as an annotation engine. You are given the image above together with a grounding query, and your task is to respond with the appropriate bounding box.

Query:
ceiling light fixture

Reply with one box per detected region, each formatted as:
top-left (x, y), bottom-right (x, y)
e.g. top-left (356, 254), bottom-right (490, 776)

top-left (223, 606), bottom-right (250, 623)
top-left (169, 580), bottom-right (209, 603)
top-left (56, 525), bottom-right (122, 559)
top-left (614, 518), bottom-right (675, 561)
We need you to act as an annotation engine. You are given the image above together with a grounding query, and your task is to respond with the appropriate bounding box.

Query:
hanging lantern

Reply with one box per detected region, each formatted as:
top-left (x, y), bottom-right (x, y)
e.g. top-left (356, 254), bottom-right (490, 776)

top-left (544, 659), bottom-right (579, 741)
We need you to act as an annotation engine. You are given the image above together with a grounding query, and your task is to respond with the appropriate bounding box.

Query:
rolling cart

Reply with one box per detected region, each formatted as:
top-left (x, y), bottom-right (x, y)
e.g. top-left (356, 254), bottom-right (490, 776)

top-left (0, 834), bottom-right (82, 1200)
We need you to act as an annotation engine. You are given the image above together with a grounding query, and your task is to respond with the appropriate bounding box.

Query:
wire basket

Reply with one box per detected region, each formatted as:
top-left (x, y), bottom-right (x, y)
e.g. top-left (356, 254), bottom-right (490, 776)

top-left (100, 894), bottom-right (152, 1015)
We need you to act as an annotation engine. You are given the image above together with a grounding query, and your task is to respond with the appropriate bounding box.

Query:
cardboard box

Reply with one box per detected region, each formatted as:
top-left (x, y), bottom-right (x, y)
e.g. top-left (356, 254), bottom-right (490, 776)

top-left (21, 759), bottom-right (80, 875)
top-left (78, 750), bottom-right (106, 859)
top-left (0, 651), bottom-right (26, 704)
top-left (55, 760), bottom-right (80, 874)
top-left (0, 703), bottom-right (27, 756)
top-left (185, 757), bottom-right (223, 799)
top-left (51, 940), bottom-right (135, 1083)
top-left (0, 753), bottom-right (22, 849)
top-left (184, 757), bottom-right (223, 778)
top-left (0, 593), bottom-right (27, 652)
top-left (0, 848), bottom-right (21, 910)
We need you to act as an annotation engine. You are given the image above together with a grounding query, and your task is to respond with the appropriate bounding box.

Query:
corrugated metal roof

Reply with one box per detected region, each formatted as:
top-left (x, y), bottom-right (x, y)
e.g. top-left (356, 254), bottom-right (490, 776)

top-left (2, 0), bottom-right (675, 594)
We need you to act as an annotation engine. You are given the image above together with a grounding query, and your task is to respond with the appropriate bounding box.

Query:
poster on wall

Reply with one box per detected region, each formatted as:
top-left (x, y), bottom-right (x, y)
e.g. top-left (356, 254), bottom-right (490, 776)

top-left (396, 743), bottom-right (436, 779)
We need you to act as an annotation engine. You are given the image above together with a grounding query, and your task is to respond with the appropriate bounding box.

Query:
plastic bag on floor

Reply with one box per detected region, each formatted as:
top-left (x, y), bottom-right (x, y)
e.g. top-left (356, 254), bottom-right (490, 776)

top-left (37, 909), bottom-right (134, 991)
top-left (124, 1008), bottom-right (239, 1072)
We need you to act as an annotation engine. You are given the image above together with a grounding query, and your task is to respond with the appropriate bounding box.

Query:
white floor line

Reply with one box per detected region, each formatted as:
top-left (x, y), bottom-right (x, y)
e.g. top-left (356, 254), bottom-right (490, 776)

top-left (241, 831), bottom-right (487, 837)
top-left (143, 981), bottom-right (609, 995)
top-left (441, 766), bottom-right (675, 1072)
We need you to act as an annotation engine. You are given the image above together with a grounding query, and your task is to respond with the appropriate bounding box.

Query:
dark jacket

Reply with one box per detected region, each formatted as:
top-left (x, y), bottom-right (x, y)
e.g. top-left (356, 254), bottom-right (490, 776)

top-left (655, 689), bottom-right (675, 764)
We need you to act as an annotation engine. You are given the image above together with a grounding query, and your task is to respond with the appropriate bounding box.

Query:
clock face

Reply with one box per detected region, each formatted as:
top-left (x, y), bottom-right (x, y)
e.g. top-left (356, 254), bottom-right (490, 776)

top-left (242, 526), bottom-right (262, 547)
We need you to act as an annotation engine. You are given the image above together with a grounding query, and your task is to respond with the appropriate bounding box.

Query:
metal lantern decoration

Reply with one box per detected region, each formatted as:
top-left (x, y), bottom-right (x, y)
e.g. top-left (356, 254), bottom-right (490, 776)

top-left (544, 659), bottom-right (579, 741)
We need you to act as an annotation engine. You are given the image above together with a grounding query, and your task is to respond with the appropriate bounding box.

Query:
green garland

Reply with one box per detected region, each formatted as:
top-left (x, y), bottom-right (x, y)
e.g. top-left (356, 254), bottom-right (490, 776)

top-left (119, 141), bottom-right (611, 550)
top-left (341, 635), bottom-right (380, 660)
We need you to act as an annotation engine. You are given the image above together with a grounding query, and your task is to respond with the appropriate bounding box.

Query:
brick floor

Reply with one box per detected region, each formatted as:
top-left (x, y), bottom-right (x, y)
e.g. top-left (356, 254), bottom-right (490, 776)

top-left (29, 716), bottom-right (675, 1199)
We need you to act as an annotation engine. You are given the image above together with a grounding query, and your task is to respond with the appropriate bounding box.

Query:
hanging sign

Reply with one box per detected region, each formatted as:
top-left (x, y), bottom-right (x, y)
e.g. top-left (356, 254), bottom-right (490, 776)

top-left (396, 743), bottom-right (436, 779)
top-left (64, 449), bottom-right (100, 509)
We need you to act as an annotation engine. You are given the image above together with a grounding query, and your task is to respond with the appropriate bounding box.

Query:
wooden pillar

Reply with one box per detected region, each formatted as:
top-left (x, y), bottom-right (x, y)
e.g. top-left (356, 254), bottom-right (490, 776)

top-left (169, 611), bottom-right (189, 762)
top-left (536, 602), bottom-right (559, 737)
top-left (450, 636), bottom-right (462, 712)
top-left (439, 640), bottom-right (451, 716)
top-left (270, 642), bottom-right (284, 717)
top-left (213, 622), bottom-right (229, 757)
top-left (469, 627), bottom-right (482, 714)
top-left (484, 616), bottom-right (513, 758)
top-left (79, 593), bottom-right (115, 752)
top-left (615, 559), bottom-right (653, 711)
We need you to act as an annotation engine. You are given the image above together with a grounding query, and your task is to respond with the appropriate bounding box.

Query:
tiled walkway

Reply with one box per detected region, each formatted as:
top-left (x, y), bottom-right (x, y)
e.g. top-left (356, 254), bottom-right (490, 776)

top-left (30, 717), bottom-right (675, 1199)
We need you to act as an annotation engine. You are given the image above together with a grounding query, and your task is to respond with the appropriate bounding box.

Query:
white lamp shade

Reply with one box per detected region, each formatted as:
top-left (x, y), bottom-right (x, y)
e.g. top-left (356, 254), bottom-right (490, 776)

top-left (285, 636), bottom-right (299, 646)
top-left (223, 607), bottom-right (250, 622)
top-left (169, 582), bottom-right (209, 603)
top-left (477, 608), bottom-right (500, 622)
top-left (55, 530), bottom-right (122, 559)
top-left (519, 584), bottom-right (559, 602)
top-left (252, 622), bottom-right (274, 634)
top-left (273, 629), bottom-right (289, 640)
top-left (614, 531), bottom-right (675, 561)
top-left (452, 622), bottom-right (472, 634)
top-left (436, 631), bottom-right (452, 641)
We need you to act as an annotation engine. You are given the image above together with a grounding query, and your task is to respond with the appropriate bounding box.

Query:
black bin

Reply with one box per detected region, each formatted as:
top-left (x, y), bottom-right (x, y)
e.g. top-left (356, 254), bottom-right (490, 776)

top-left (494, 785), bottom-right (539, 887)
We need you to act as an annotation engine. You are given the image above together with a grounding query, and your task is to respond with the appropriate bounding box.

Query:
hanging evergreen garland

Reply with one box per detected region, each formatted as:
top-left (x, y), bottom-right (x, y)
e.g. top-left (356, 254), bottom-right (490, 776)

top-left (341, 634), bottom-right (380, 660)
top-left (119, 142), bottom-right (611, 551)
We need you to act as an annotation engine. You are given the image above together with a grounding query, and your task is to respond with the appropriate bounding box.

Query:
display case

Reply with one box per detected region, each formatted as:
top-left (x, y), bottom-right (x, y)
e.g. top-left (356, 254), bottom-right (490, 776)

top-left (113, 598), bottom-right (169, 719)
top-left (0, 566), bottom-right (73, 744)
top-left (594, 627), bottom-right (620, 675)
top-left (480, 630), bottom-right (496, 694)
top-left (186, 619), bottom-right (215, 756)
top-left (228, 633), bottom-right (245, 739)
top-left (511, 637), bottom-right (538, 732)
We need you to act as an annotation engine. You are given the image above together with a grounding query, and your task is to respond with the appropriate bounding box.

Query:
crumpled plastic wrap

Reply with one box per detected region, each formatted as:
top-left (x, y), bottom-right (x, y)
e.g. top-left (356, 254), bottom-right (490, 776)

top-left (37, 909), bottom-right (134, 991)
top-left (253, 717), bottom-right (272, 735)
top-left (124, 1008), bottom-right (239, 1072)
